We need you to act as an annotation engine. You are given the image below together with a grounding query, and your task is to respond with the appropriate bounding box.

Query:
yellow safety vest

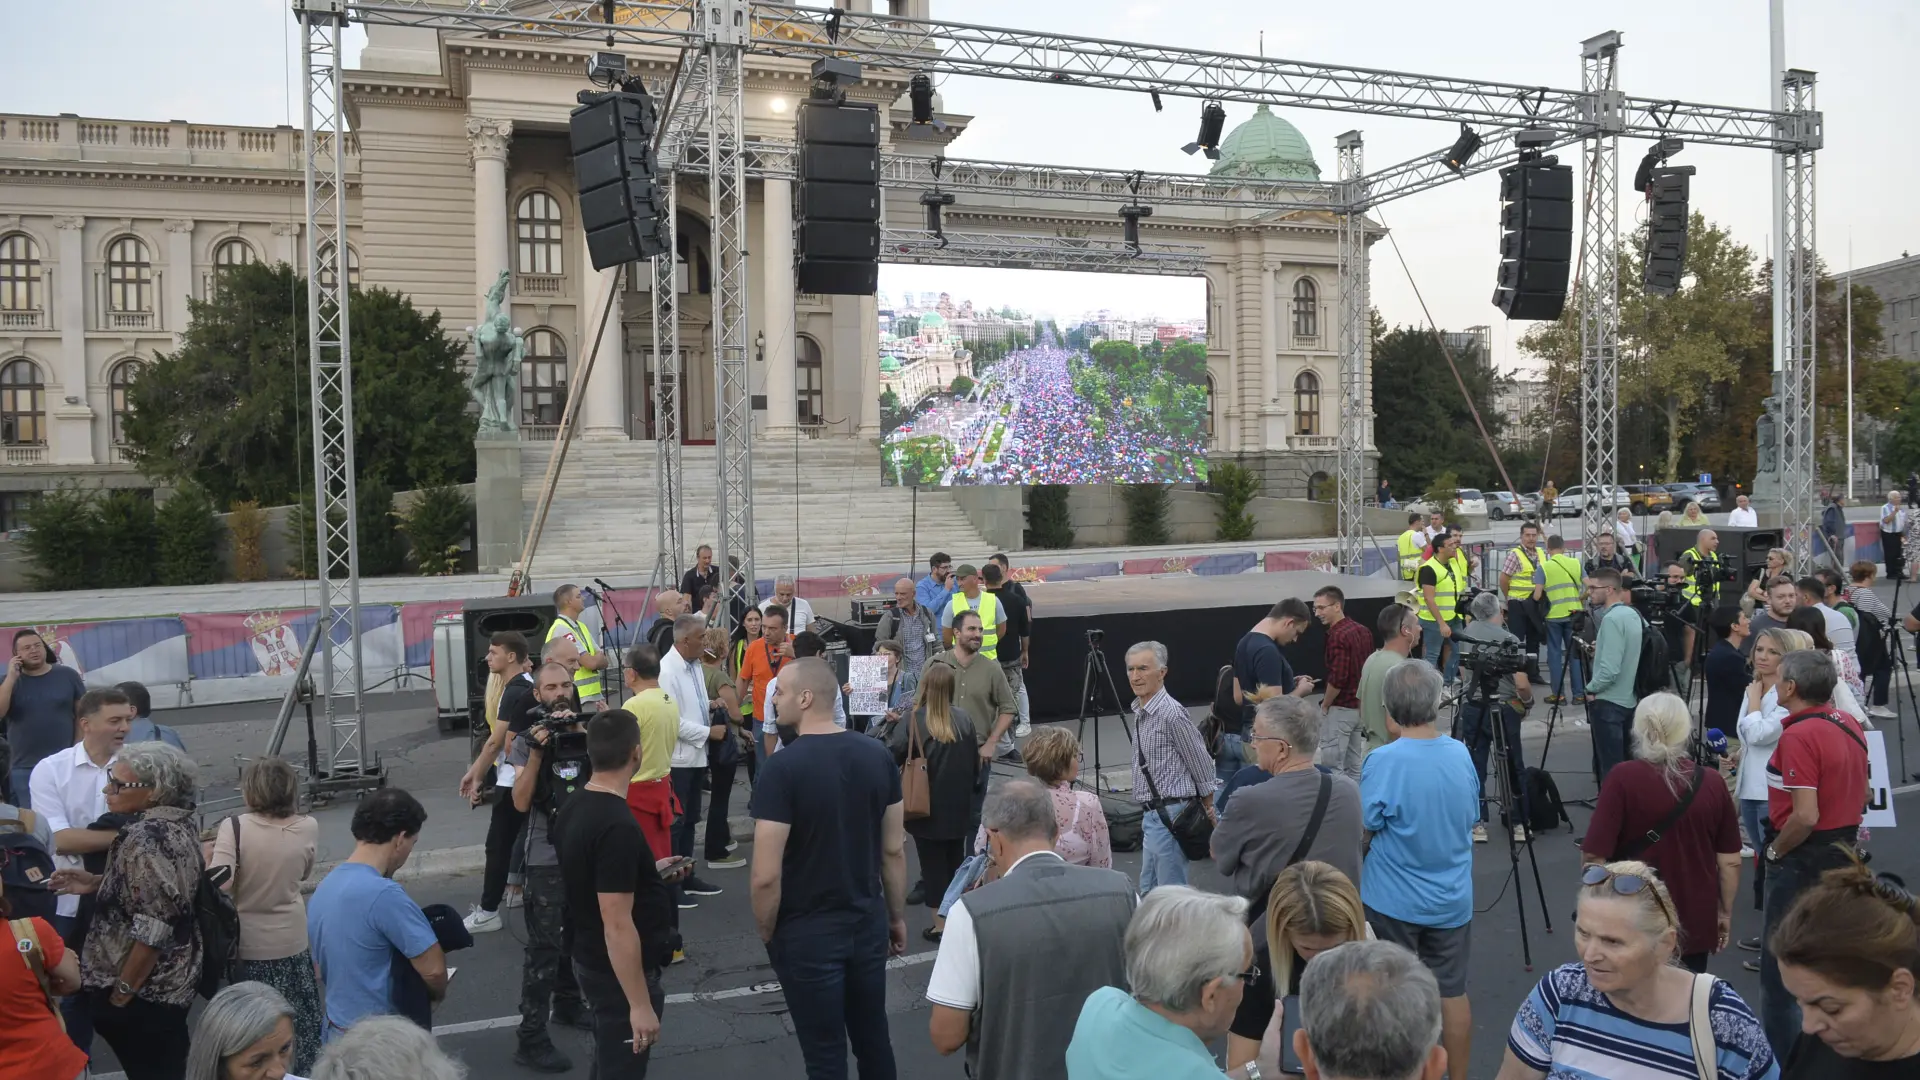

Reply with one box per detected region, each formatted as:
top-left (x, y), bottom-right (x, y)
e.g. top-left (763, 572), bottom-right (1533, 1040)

top-left (947, 590), bottom-right (1002, 659)
top-left (1542, 554), bottom-right (1585, 619)
top-left (1451, 551), bottom-right (1471, 594)
top-left (1416, 556), bottom-right (1462, 623)
top-left (1676, 548), bottom-right (1708, 607)
top-left (1397, 530), bottom-right (1425, 581)
top-left (1506, 546), bottom-right (1541, 599)
top-left (546, 614), bottom-right (603, 700)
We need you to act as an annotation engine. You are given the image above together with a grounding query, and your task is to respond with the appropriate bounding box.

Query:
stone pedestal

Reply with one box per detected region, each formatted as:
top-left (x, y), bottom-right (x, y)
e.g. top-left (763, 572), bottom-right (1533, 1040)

top-left (475, 435), bottom-right (524, 574)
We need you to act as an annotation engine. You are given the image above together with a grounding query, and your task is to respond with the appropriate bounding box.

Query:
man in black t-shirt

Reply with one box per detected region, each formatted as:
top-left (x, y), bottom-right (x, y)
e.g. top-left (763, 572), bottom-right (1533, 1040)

top-left (983, 562), bottom-right (1033, 739)
top-left (553, 708), bottom-right (687, 1080)
top-left (1228, 598), bottom-right (1316, 784)
top-left (749, 658), bottom-right (907, 1079)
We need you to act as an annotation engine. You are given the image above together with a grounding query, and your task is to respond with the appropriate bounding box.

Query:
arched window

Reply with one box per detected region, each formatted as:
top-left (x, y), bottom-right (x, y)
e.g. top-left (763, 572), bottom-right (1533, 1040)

top-left (515, 192), bottom-right (564, 276)
top-left (520, 328), bottom-right (568, 427)
top-left (1293, 369), bottom-right (1321, 435)
top-left (796, 335), bottom-right (824, 424)
top-left (107, 236), bottom-right (153, 312)
top-left (1307, 470), bottom-right (1331, 502)
top-left (109, 359), bottom-right (143, 445)
top-left (213, 238), bottom-right (256, 270)
top-left (0, 359), bottom-right (46, 445)
top-left (315, 243), bottom-right (360, 291)
top-left (0, 234), bottom-right (42, 312)
top-left (1292, 277), bottom-right (1318, 339)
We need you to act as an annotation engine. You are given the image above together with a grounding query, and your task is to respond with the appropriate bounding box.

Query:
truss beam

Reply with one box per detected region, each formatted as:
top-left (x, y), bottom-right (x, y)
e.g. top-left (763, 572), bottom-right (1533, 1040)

top-left (878, 230), bottom-right (1207, 275)
top-left (650, 172), bottom-right (684, 586)
top-left (705, 0), bottom-right (755, 630)
top-left (1577, 37), bottom-right (1622, 548)
top-left (1778, 70), bottom-right (1819, 566)
top-left (1334, 131), bottom-right (1369, 573)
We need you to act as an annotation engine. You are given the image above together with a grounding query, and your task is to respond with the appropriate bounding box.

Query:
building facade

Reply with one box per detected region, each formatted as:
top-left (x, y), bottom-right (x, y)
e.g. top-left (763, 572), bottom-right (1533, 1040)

top-left (1848, 252), bottom-right (1920, 361)
top-left (0, 2), bottom-right (1378, 565)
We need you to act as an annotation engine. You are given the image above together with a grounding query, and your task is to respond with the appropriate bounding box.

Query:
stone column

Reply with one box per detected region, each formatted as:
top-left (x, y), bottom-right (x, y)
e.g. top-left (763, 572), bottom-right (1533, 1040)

top-left (760, 178), bottom-right (797, 432)
top-left (164, 219), bottom-right (193, 340)
top-left (1260, 261), bottom-right (1280, 449)
top-left (466, 116), bottom-right (513, 320)
top-left (579, 241), bottom-right (627, 440)
top-left (857, 292), bottom-right (881, 437)
top-left (50, 217), bottom-right (93, 465)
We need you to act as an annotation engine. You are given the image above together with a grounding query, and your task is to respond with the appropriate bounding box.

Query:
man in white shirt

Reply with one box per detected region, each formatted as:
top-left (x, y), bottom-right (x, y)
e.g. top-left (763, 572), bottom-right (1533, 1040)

top-left (1728, 493), bottom-right (1759, 528)
top-left (1881, 490), bottom-right (1908, 581)
top-left (760, 576), bottom-right (816, 633)
top-left (761, 631), bottom-right (849, 745)
top-left (660, 614), bottom-right (725, 899)
top-left (1796, 575), bottom-right (1856, 657)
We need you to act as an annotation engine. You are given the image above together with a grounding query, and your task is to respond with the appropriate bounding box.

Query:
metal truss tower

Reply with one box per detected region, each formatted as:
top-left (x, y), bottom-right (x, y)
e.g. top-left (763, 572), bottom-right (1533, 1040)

top-left (1778, 69), bottom-right (1821, 566)
top-left (650, 170), bottom-right (685, 587)
top-left (295, 0), bottom-right (373, 786)
top-left (702, 0), bottom-right (754, 626)
top-left (1577, 33), bottom-right (1624, 548)
top-left (1334, 131), bottom-right (1369, 573)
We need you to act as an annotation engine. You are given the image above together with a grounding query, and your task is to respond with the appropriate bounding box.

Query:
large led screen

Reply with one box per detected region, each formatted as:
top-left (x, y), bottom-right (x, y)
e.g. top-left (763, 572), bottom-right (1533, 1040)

top-left (878, 266), bottom-right (1210, 487)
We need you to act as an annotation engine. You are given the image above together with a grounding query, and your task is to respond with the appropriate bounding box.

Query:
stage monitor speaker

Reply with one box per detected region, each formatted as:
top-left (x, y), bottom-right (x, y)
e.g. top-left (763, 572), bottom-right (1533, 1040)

top-left (1493, 160), bottom-right (1573, 321)
top-left (570, 88), bottom-right (669, 268)
top-left (461, 597), bottom-right (555, 698)
top-left (1654, 526), bottom-right (1781, 601)
top-left (796, 99), bottom-right (880, 295)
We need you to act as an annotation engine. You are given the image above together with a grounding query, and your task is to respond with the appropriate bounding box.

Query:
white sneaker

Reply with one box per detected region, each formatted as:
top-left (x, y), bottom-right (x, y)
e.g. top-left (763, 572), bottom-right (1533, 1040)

top-left (706, 856), bottom-right (747, 870)
top-left (1740, 845), bottom-right (1755, 859)
top-left (1513, 824), bottom-right (1530, 844)
top-left (462, 905), bottom-right (502, 934)
top-left (1472, 823), bottom-right (1489, 844)
top-left (1014, 720), bottom-right (1032, 738)
top-left (1868, 705), bottom-right (1897, 720)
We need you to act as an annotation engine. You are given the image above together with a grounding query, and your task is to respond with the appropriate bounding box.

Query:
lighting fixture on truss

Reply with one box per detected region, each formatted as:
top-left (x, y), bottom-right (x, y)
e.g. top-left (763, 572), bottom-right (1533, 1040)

top-left (1182, 101), bottom-right (1227, 160)
top-left (809, 56), bottom-right (860, 104)
top-left (1443, 124), bottom-right (1482, 173)
top-left (909, 73), bottom-right (947, 131)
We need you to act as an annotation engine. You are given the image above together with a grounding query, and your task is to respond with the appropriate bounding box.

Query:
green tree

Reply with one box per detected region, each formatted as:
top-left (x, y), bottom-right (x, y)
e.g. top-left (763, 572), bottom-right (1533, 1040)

top-left (1210, 461), bottom-right (1261, 541)
top-left (95, 490), bottom-right (157, 589)
top-left (1373, 322), bottom-right (1509, 498)
top-left (1161, 340), bottom-right (1209, 386)
top-left (1122, 484), bottom-right (1171, 545)
top-left (18, 487), bottom-right (99, 591)
top-left (155, 486), bottom-right (224, 585)
top-left (949, 375), bottom-right (975, 397)
top-left (397, 484), bottom-right (472, 574)
top-left (1025, 485), bottom-right (1074, 548)
top-left (122, 262), bottom-right (473, 508)
top-left (356, 479), bottom-right (407, 577)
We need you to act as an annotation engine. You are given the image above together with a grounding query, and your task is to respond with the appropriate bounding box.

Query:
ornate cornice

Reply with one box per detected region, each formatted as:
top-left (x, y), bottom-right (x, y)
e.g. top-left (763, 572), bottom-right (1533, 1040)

top-left (0, 166), bottom-right (349, 193)
top-left (52, 216), bottom-right (85, 230)
top-left (270, 222), bottom-right (300, 237)
top-left (164, 219), bottom-right (194, 234)
top-left (466, 116), bottom-right (513, 164)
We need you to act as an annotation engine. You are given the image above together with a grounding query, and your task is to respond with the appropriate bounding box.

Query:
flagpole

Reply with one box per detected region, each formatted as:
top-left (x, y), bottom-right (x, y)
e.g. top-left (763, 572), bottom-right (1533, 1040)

top-left (1846, 231), bottom-right (1854, 500)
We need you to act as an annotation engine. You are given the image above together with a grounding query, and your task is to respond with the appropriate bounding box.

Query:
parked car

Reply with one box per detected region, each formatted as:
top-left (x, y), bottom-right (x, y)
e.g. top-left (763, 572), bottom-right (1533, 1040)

top-left (1664, 482), bottom-right (1722, 511)
top-left (1519, 491), bottom-right (1545, 518)
top-left (1553, 484), bottom-right (1630, 518)
top-left (1407, 488), bottom-right (1490, 520)
top-left (1484, 491), bottom-right (1525, 521)
top-left (1622, 484), bottom-right (1674, 515)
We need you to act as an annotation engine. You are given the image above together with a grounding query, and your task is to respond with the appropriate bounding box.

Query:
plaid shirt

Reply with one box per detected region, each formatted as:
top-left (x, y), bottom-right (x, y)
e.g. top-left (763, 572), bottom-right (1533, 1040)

top-left (1131, 687), bottom-right (1217, 805)
top-left (1500, 546), bottom-right (1545, 593)
top-left (1323, 616), bottom-right (1373, 710)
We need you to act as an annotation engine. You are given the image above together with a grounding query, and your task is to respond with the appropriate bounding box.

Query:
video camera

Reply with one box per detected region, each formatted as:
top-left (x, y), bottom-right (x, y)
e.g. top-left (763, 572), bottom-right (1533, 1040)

top-left (1458, 636), bottom-right (1536, 678)
top-left (1689, 554), bottom-right (1739, 586)
top-left (526, 700), bottom-right (588, 759)
top-left (1630, 579), bottom-right (1694, 623)
top-left (1085, 627), bottom-right (1105, 646)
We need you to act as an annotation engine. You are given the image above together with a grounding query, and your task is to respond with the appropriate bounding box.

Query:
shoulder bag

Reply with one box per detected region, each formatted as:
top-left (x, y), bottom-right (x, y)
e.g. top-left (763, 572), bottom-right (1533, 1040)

top-left (8, 917), bottom-right (64, 1031)
top-left (1136, 743), bottom-right (1214, 861)
top-left (1614, 763), bottom-right (1704, 860)
top-left (900, 713), bottom-right (930, 821)
top-left (1687, 973), bottom-right (1717, 1079)
top-left (1285, 771), bottom-right (1334, 869)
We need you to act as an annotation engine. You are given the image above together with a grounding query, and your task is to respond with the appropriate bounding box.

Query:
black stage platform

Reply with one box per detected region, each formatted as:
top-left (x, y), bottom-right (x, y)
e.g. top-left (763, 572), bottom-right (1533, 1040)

top-left (1023, 571), bottom-right (1407, 721)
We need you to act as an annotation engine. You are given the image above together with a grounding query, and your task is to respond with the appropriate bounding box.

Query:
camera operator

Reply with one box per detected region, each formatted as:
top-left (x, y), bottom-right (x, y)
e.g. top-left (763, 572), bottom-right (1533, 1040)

top-left (504, 661), bottom-right (593, 1072)
top-left (1659, 562), bottom-right (1702, 692)
top-left (1498, 521), bottom-right (1549, 677)
top-left (1585, 568), bottom-right (1644, 783)
top-left (1454, 593), bottom-right (1533, 844)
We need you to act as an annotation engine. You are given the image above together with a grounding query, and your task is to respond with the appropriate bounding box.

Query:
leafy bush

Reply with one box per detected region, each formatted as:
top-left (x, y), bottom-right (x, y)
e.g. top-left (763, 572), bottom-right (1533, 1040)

top-left (1025, 485), bottom-right (1074, 549)
top-left (1211, 461), bottom-right (1262, 542)
top-left (355, 479), bottom-right (406, 577)
top-left (1430, 470), bottom-right (1463, 528)
top-left (227, 500), bottom-right (268, 582)
top-left (156, 486), bottom-right (223, 586)
top-left (949, 375), bottom-right (975, 397)
top-left (286, 496), bottom-right (348, 580)
top-left (1122, 484), bottom-right (1171, 546)
top-left (398, 484), bottom-right (472, 575)
top-left (18, 487), bottom-right (98, 591)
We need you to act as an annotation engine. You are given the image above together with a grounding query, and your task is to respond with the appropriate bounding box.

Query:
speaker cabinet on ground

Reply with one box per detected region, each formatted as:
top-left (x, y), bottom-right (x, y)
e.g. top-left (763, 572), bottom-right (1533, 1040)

top-left (461, 597), bottom-right (556, 698)
top-left (1493, 161), bottom-right (1574, 321)
top-left (1654, 526), bottom-right (1782, 603)
top-left (795, 99), bottom-right (880, 296)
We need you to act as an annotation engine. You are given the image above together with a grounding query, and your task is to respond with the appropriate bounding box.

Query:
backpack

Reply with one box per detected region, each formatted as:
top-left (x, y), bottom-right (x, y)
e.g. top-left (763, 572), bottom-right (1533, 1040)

top-left (184, 820), bottom-right (241, 1000)
top-left (0, 808), bottom-right (57, 921)
top-left (1518, 767), bottom-right (1571, 833)
top-left (1631, 608), bottom-right (1672, 699)
top-left (1198, 664), bottom-right (1235, 758)
top-left (1856, 607), bottom-right (1888, 675)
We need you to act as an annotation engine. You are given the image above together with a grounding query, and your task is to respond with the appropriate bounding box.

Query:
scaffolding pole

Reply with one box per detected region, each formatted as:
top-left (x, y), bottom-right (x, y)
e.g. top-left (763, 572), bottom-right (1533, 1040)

top-left (705, 0), bottom-right (755, 628)
top-left (1779, 69), bottom-right (1821, 566)
top-left (1577, 32), bottom-right (1624, 549)
top-left (1335, 130), bottom-right (1369, 573)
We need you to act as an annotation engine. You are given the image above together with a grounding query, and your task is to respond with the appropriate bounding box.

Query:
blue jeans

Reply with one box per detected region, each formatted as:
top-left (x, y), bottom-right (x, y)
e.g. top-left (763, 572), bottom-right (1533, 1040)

top-left (1761, 848), bottom-right (1844, 1058)
top-left (1588, 698), bottom-right (1633, 785)
top-left (1458, 700), bottom-right (1524, 824)
top-left (1420, 619), bottom-right (1462, 683)
top-left (1740, 799), bottom-right (1768, 911)
top-left (767, 917), bottom-right (897, 1080)
top-left (51, 914), bottom-right (94, 1057)
top-left (1545, 619), bottom-right (1586, 699)
top-left (1215, 732), bottom-right (1248, 787)
top-left (1139, 799), bottom-right (1192, 893)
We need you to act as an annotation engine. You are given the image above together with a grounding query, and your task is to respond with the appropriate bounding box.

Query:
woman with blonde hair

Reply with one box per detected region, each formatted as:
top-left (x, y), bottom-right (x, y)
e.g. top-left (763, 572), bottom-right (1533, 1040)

top-left (1746, 549), bottom-right (1795, 610)
top-left (1734, 627), bottom-right (1803, 947)
top-left (1223, 860), bottom-right (1371, 1070)
top-left (1582, 693), bottom-right (1743, 973)
top-left (1497, 861), bottom-right (1776, 1079)
top-left (885, 661), bottom-right (978, 939)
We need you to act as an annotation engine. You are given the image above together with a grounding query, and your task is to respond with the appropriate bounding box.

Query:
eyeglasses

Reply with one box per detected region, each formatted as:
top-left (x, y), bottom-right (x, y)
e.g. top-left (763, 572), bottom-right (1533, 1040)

top-left (1247, 735), bottom-right (1290, 750)
top-left (1231, 964), bottom-right (1263, 985)
top-left (1581, 864), bottom-right (1678, 928)
top-left (104, 778), bottom-right (153, 794)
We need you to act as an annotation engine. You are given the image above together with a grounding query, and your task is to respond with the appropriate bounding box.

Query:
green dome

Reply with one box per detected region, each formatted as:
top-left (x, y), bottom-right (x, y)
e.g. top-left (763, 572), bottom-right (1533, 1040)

top-left (880, 357), bottom-right (901, 373)
top-left (1208, 104), bottom-right (1320, 181)
top-left (919, 311), bottom-right (946, 328)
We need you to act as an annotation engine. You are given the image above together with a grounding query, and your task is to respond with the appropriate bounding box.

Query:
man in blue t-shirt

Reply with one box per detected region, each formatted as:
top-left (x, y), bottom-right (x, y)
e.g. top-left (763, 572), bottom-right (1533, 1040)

top-left (1227, 598), bottom-right (1316, 785)
top-left (308, 788), bottom-right (448, 1038)
top-left (1358, 657), bottom-right (1479, 1078)
top-left (0, 630), bottom-right (88, 807)
top-left (749, 657), bottom-right (906, 1080)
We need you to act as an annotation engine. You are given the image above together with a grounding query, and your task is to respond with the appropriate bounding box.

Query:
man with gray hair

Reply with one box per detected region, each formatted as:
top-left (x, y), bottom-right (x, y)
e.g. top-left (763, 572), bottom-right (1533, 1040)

top-left (927, 778), bottom-right (1135, 1079)
top-left (874, 575), bottom-right (939, 702)
top-left (1212, 695), bottom-right (1364, 903)
top-left (760, 574), bottom-right (815, 632)
top-left (1358, 659), bottom-right (1479, 1079)
top-left (1359, 603), bottom-right (1419, 755)
top-left (662, 612), bottom-right (727, 900)
top-left (1296, 940), bottom-right (1447, 1080)
top-left (1066, 885), bottom-right (1279, 1079)
top-left (1452, 591), bottom-right (1532, 845)
top-left (1126, 641), bottom-right (1218, 893)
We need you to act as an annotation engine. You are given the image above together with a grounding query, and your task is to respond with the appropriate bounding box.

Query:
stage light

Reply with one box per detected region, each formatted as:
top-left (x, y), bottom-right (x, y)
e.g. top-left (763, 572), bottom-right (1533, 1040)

top-left (1443, 124), bottom-right (1482, 173)
top-left (920, 190), bottom-right (956, 240)
top-left (1181, 102), bottom-right (1227, 160)
top-left (908, 73), bottom-right (947, 132)
top-left (585, 51), bottom-right (628, 90)
top-left (769, 96), bottom-right (788, 114)
top-left (1633, 137), bottom-right (1685, 194)
top-left (809, 56), bottom-right (861, 105)
top-left (1120, 204), bottom-right (1152, 252)
top-left (1150, 90), bottom-right (1163, 112)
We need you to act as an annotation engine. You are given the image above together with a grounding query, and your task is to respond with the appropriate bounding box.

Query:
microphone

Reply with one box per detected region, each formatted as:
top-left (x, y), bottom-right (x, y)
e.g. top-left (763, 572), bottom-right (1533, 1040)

top-left (1704, 728), bottom-right (1729, 758)
top-left (594, 578), bottom-right (617, 593)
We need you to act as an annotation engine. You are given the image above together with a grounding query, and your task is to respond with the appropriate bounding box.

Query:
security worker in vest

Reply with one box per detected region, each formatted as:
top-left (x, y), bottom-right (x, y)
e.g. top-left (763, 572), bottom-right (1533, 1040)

top-left (1417, 529), bottom-right (1467, 684)
top-left (942, 564), bottom-right (1006, 660)
top-left (1499, 520), bottom-right (1548, 680)
top-left (548, 584), bottom-right (608, 708)
top-left (1661, 560), bottom-right (1703, 691)
top-left (1679, 529), bottom-right (1732, 603)
top-left (1398, 512), bottom-right (1426, 581)
top-left (1540, 534), bottom-right (1588, 704)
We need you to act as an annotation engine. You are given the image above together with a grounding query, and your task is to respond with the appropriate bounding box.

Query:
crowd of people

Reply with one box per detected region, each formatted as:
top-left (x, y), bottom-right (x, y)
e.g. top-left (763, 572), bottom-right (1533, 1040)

top-left (2, 517), bottom-right (1917, 1080)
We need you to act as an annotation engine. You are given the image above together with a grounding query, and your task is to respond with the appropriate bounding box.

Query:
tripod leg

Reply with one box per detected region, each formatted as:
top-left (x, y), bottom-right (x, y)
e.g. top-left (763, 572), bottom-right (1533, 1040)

top-left (1076, 650), bottom-right (1102, 790)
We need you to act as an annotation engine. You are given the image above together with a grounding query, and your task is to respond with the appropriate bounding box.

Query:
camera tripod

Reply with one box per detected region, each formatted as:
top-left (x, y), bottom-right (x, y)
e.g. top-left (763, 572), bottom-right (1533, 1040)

top-left (1535, 618), bottom-right (1596, 810)
top-left (1072, 632), bottom-right (1135, 794)
top-left (1454, 663), bottom-right (1553, 971)
top-left (1881, 574), bottom-right (1916, 782)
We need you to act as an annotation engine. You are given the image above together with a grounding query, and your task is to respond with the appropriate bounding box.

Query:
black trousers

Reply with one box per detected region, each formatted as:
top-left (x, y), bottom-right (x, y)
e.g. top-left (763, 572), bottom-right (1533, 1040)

top-left (1887, 531), bottom-right (1906, 581)
top-left (913, 836), bottom-right (966, 912)
top-left (704, 756), bottom-right (738, 860)
top-left (670, 766), bottom-right (703, 862)
top-left (518, 864), bottom-right (583, 1047)
top-left (577, 961), bottom-right (665, 1080)
top-left (90, 990), bottom-right (190, 1080)
top-left (483, 794), bottom-right (528, 912)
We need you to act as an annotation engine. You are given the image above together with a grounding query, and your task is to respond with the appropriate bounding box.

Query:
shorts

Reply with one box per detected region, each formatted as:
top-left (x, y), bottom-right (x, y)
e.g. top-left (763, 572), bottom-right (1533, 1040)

top-left (1365, 905), bottom-right (1471, 997)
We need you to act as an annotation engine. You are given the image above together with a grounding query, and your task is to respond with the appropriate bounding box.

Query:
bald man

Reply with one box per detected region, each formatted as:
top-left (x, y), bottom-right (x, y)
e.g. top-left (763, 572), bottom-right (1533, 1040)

top-left (646, 590), bottom-right (684, 655)
top-left (750, 656), bottom-right (908, 1076)
top-left (875, 576), bottom-right (939, 703)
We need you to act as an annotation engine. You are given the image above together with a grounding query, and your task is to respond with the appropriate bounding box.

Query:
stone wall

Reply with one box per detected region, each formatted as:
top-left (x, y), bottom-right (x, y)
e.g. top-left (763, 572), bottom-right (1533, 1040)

top-left (1060, 485), bottom-right (1405, 548)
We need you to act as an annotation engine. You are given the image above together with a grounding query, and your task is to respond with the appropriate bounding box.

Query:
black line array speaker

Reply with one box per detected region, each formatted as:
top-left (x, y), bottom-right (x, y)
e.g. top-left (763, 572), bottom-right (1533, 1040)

top-left (570, 88), bottom-right (669, 269)
top-left (1493, 161), bottom-right (1574, 321)
top-left (462, 597), bottom-right (555, 698)
top-left (795, 99), bottom-right (880, 296)
top-left (1642, 166), bottom-right (1695, 296)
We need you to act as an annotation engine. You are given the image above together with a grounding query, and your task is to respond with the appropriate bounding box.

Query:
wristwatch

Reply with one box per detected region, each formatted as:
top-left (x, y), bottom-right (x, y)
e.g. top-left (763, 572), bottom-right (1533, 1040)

top-left (1764, 845), bottom-right (1782, 864)
top-left (1242, 1061), bottom-right (1264, 1080)
top-left (114, 979), bottom-right (136, 996)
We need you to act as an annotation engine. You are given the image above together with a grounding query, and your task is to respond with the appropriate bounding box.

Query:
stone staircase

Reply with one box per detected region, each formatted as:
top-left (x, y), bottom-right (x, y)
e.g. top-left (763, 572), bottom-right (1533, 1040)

top-left (519, 438), bottom-right (992, 576)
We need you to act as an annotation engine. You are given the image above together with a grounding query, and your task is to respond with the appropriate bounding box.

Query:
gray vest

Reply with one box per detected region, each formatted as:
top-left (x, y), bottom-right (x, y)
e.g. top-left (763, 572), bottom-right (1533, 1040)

top-left (963, 853), bottom-right (1135, 1080)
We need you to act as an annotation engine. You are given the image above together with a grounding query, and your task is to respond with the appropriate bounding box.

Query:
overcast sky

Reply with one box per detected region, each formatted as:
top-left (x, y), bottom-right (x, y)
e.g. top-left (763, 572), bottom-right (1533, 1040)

top-left (6, 1), bottom-right (1911, 375)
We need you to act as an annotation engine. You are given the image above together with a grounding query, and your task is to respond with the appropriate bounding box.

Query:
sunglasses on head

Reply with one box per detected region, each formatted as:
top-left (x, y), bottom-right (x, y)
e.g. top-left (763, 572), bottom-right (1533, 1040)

top-left (1581, 864), bottom-right (1678, 926)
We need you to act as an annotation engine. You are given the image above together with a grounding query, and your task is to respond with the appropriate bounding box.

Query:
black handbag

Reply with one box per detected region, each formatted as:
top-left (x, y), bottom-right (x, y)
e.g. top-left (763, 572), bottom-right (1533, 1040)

top-left (1137, 744), bottom-right (1214, 861)
top-left (706, 701), bottom-right (742, 768)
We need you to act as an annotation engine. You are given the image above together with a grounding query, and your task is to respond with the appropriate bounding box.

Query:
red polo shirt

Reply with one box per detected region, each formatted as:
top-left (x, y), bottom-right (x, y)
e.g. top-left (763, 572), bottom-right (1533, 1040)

top-left (1766, 704), bottom-right (1869, 832)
